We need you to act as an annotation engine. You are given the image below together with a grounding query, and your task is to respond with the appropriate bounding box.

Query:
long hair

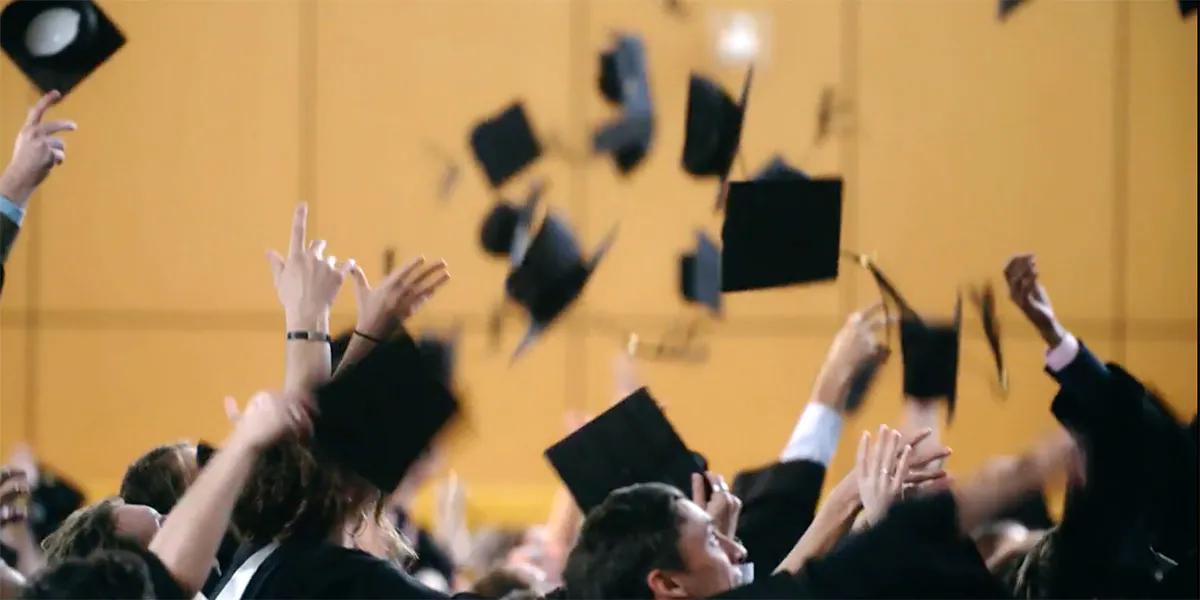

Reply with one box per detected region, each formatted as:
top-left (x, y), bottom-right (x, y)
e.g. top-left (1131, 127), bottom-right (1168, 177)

top-left (231, 437), bottom-right (411, 563)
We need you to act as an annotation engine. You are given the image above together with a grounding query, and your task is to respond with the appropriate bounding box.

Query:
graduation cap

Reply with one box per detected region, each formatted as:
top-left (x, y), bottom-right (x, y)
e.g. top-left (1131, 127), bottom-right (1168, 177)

top-left (478, 179), bottom-right (544, 262)
top-left (860, 262), bottom-right (1006, 421)
top-left (1181, 0), bottom-right (1198, 17)
top-left (719, 178), bottom-right (843, 292)
top-left (681, 68), bottom-right (753, 204)
top-left (678, 230), bottom-right (722, 315)
top-left (312, 331), bottom-right (461, 492)
top-left (0, 0), bottom-right (126, 97)
top-left (503, 211), bottom-right (617, 360)
top-left (469, 102), bottom-right (543, 189)
top-left (593, 33), bottom-right (654, 175)
top-left (899, 295), bottom-right (964, 419)
top-left (998, 0), bottom-right (1027, 20)
top-left (544, 387), bottom-right (707, 513)
top-left (416, 329), bottom-right (458, 391)
top-left (751, 154), bottom-right (809, 181)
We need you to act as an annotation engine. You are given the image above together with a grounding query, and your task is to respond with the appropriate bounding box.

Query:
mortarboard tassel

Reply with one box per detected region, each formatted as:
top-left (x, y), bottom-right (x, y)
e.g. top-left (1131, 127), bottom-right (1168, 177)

top-left (972, 283), bottom-right (1009, 395)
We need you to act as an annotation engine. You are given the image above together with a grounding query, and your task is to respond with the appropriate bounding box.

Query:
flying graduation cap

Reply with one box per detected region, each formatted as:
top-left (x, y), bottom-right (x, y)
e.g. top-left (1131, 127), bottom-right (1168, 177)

top-left (682, 67), bottom-right (753, 210)
top-left (479, 179), bottom-right (545, 264)
top-left (998, 0), bottom-right (1026, 20)
top-left (594, 33), bottom-right (654, 175)
top-left (719, 159), bottom-right (843, 293)
top-left (0, 0), bottom-right (126, 97)
top-left (470, 102), bottom-right (543, 190)
top-left (416, 327), bottom-right (462, 396)
top-left (503, 209), bottom-right (618, 360)
top-left (313, 331), bottom-right (461, 493)
top-left (679, 230), bottom-right (722, 316)
top-left (545, 387), bottom-right (709, 513)
top-left (855, 260), bottom-right (1008, 422)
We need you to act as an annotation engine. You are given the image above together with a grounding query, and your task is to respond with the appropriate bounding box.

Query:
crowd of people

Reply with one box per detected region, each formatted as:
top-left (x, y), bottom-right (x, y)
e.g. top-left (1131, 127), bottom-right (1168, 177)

top-left (0, 89), bottom-right (1196, 600)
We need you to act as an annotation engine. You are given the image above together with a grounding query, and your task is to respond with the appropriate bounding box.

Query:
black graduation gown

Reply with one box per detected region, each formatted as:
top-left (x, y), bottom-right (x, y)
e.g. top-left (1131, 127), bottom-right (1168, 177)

top-left (1044, 340), bottom-right (1197, 598)
top-left (713, 492), bottom-right (1008, 599)
top-left (209, 540), bottom-right (479, 600)
top-left (732, 459), bottom-right (826, 573)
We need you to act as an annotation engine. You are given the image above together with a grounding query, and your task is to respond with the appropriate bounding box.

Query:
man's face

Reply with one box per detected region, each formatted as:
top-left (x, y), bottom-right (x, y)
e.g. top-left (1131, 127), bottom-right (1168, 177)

top-left (648, 498), bottom-right (745, 599)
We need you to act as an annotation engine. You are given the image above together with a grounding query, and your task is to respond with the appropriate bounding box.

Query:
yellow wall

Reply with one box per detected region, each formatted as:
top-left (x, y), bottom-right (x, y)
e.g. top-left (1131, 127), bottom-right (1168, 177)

top-left (0, 0), bottom-right (1195, 526)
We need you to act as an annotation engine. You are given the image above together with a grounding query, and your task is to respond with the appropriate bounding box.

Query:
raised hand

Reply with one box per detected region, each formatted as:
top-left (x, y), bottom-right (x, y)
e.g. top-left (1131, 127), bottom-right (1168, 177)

top-left (349, 256), bottom-right (450, 340)
top-left (0, 90), bottom-right (77, 205)
top-left (265, 203), bottom-right (355, 325)
top-left (227, 390), bottom-right (314, 451)
top-left (855, 425), bottom-right (949, 526)
top-left (691, 472), bottom-right (743, 540)
top-left (1003, 253), bottom-right (1064, 346)
top-left (0, 467), bottom-right (31, 526)
top-left (816, 302), bottom-right (892, 411)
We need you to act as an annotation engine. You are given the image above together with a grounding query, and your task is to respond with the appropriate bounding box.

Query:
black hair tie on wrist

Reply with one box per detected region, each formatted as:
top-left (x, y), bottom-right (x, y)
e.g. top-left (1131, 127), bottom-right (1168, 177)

top-left (353, 330), bottom-right (385, 344)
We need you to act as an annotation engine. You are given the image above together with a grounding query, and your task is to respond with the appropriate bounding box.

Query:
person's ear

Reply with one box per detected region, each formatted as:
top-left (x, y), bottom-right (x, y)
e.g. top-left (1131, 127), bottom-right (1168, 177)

top-left (646, 568), bottom-right (690, 599)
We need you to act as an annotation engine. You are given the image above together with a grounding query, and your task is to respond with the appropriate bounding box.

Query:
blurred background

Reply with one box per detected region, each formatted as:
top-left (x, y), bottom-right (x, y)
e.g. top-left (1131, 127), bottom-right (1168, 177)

top-left (0, 0), bottom-right (1195, 529)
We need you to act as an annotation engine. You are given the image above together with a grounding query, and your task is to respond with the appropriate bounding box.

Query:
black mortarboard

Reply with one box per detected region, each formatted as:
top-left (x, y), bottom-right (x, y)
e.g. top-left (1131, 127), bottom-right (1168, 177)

top-left (0, 0), bottom-right (126, 97)
top-left (998, 0), bottom-right (1027, 20)
top-left (416, 331), bottom-right (457, 391)
top-left (593, 33), bottom-right (654, 175)
top-left (544, 387), bottom-right (706, 513)
top-left (478, 179), bottom-right (544, 262)
top-left (504, 211), bottom-right (617, 359)
top-left (196, 442), bottom-right (216, 468)
top-left (312, 331), bottom-right (460, 492)
top-left (899, 295), bottom-right (963, 419)
top-left (719, 178), bottom-right (843, 293)
top-left (1180, 0), bottom-right (1198, 17)
top-left (678, 230), bottom-right (722, 315)
top-left (751, 154), bottom-right (809, 181)
top-left (469, 102), bottom-right (542, 189)
top-left (681, 68), bottom-right (753, 185)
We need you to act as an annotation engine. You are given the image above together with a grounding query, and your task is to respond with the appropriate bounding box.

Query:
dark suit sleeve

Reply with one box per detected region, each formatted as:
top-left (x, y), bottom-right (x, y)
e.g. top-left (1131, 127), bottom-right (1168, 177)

top-left (0, 212), bottom-right (18, 265)
top-left (1046, 341), bottom-right (1194, 596)
top-left (732, 460), bottom-right (826, 573)
top-left (0, 212), bottom-right (18, 296)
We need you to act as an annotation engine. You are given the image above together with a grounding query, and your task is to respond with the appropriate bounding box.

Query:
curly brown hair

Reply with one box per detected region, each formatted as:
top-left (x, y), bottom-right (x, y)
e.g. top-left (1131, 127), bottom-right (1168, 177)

top-left (119, 442), bottom-right (195, 515)
top-left (41, 498), bottom-right (144, 563)
top-left (232, 438), bottom-right (411, 563)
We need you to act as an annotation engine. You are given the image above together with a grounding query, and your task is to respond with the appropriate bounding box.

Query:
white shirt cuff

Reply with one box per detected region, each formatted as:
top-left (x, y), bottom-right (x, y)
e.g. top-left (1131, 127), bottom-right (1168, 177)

top-left (779, 402), bottom-right (844, 466)
top-left (1045, 333), bottom-right (1080, 373)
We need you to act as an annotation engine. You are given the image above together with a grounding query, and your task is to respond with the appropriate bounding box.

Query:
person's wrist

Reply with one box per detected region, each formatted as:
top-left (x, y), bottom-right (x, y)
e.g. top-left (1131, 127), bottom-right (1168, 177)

top-left (813, 360), bottom-right (851, 408)
top-left (0, 171), bottom-right (31, 207)
top-left (285, 309), bottom-right (330, 333)
top-left (1038, 320), bottom-right (1065, 348)
top-left (354, 313), bottom-right (395, 340)
top-left (225, 426), bottom-right (270, 454)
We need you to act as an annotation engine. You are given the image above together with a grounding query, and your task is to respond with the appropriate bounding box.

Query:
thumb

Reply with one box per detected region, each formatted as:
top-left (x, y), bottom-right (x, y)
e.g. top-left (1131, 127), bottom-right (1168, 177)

top-left (265, 250), bottom-right (285, 285)
top-left (224, 396), bottom-right (241, 423)
top-left (350, 265), bottom-right (371, 297)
